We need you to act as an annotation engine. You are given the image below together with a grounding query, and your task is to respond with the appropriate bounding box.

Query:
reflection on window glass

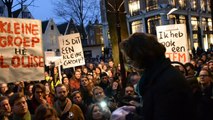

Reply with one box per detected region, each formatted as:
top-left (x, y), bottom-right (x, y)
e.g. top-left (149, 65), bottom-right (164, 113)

top-left (191, 17), bottom-right (198, 31)
top-left (129, 0), bottom-right (140, 16)
top-left (131, 20), bottom-right (143, 33)
top-left (146, 0), bottom-right (158, 11)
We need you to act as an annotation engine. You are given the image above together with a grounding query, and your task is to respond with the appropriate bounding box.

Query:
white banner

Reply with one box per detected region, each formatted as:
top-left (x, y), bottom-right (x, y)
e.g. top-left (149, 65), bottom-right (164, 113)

top-left (44, 51), bottom-right (55, 66)
top-left (0, 17), bottom-right (44, 83)
top-left (58, 33), bottom-right (85, 68)
top-left (156, 24), bottom-right (190, 63)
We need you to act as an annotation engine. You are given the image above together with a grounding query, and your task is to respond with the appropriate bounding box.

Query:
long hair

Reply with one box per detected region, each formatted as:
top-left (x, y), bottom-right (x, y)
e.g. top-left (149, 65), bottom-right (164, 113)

top-left (120, 32), bottom-right (166, 69)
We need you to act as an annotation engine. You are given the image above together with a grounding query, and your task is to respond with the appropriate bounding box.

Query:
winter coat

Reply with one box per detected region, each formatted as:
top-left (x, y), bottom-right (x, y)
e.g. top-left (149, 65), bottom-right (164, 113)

top-left (138, 57), bottom-right (196, 120)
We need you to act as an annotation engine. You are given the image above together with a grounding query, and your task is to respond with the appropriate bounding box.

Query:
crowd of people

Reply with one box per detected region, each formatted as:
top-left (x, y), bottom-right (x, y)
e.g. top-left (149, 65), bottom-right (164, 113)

top-left (0, 32), bottom-right (213, 120)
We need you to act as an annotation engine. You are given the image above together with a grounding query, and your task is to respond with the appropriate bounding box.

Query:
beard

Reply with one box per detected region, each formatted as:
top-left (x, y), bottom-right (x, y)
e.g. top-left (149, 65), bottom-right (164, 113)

top-left (58, 96), bottom-right (67, 102)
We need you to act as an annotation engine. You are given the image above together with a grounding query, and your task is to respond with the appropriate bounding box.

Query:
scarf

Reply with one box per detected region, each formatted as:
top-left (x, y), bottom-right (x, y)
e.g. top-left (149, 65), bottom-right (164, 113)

top-left (54, 98), bottom-right (72, 117)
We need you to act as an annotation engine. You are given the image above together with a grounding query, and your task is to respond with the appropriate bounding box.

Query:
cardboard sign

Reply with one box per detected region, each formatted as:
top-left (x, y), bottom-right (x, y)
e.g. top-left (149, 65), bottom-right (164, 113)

top-left (156, 24), bottom-right (190, 63)
top-left (44, 51), bottom-right (55, 66)
top-left (0, 17), bottom-right (44, 83)
top-left (58, 33), bottom-right (85, 68)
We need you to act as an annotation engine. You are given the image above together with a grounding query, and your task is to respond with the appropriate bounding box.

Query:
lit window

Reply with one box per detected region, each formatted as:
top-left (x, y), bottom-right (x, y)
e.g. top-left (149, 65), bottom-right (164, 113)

top-left (147, 16), bottom-right (160, 35)
top-left (128, 0), bottom-right (140, 16)
top-left (190, 0), bottom-right (197, 11)
top-left (202, 18), bottom-right (207, 31)
top-left (201, 0), bottom-right (206, 12)
top-left (131, 20), bottom-right (143, 33)
top-left (178, 0), bottom-right (186, 9)
top-left (168, 0), bottom-right (176, 7)
top-left (208, 18), bottom-right (212, 31)
top-left (146, 0), bottom-right (158, 11)
top-left (207, 0), bottom-right (211, 12)
top-left (191, 17), bottom-right (198, 31)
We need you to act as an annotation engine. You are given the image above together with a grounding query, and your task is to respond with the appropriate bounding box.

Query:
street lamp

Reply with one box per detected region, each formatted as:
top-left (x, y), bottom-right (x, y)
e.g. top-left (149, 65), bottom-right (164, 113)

top-left (106, 0), bottom-right (127, 88)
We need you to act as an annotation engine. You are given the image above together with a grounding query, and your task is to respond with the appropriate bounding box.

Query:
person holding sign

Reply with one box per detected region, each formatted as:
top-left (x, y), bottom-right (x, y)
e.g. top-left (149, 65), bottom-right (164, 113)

top-left (119, 32), bottom-right (196, 120)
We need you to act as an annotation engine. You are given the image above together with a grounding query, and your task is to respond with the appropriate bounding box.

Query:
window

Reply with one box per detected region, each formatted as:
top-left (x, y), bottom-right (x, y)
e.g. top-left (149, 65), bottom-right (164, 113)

top-left (178, 0), bottom-right (186, 9)
top-left (201, 0), bottom-right (206, 12)
top-left (128, 0), bottom-right (140, 16)
top-left (202, 18), bottom-right (207, 31)
top-left (178, 15), bottom-right (186, 24)
top-left (207, 18), bottom-right (212, 31)
top-left (146, 0), bottom-right (158, 11)
top-left (168, 0), bottom-right (176, 7)
top-left (131, 20), bottom-right (143, 33)
top-left (22, 12), bottom-right (31, 18)
top-left (147, 16), bottom-right (160, 35)
top-left (190, 0), bottom-right (197, 11)
top-left (51, 25), bottom-right (54, 30)
top-left (207, 0), bottom-right (211, 12)
top-left (191, 17), bottom-right (198, 31)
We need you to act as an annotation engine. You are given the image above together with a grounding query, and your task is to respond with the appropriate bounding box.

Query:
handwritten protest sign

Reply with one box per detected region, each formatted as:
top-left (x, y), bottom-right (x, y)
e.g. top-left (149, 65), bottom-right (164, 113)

top-left (58, 33), bottom-right (85, 68)
top-left (156, 24), bottom-right (190, 63)
top-left (0, 17), bottom-right (44, 83)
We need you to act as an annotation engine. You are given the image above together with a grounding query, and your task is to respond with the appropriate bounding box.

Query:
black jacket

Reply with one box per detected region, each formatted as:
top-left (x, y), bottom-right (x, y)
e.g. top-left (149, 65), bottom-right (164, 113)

top-left (138, 58), bottom-right (196, 120)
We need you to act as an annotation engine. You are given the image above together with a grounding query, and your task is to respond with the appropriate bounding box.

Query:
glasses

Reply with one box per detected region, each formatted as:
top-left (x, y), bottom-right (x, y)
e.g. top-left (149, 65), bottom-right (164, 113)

top-left (199, 74), bottom-right (209, 77)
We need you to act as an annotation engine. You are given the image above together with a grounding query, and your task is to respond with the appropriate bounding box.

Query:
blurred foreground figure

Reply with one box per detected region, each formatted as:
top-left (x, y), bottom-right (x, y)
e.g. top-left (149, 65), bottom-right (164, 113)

top-left (118, 32), bottom-right (196, 120)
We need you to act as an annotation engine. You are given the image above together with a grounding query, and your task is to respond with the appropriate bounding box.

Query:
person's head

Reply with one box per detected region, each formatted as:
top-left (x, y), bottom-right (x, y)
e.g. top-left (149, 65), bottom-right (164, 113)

top-left (55, 84), bottom-right (68, 102)
top-left (128, 72), bottom-right (141, 85)
top-left (71, 91), bottom-right (83, 104)
top-left (100, 72), bottom-right (109, 84)
top-left (199, 68), bottom-right (213, 86)
top-left (119, 32), bottom-right (166, 70)
top-left (0, 96), bottom-right (11, 115)
top-left (32, 83), bottom-right (46, 103)
top-left (184, 62), bottom-right (195, 76)
top-left (208, 60), bottom-right (213, 72)
top-left (82, 66), bottom-right (88, 74)
top-left (125, 84), bottom-right (135, 96)
top-left (108, 60), bottom-right (114, 68)
top-left (92, 86), bottom-right (106, 102)
top-left (9, 93), bottom-right (28, 116)
top-left (89, 63), bottom-right (94, 70)
top-left (35, 104), bottom-right (59, 120)
top-left (95, 67), bottom-right (102, 74)
top-left (25, 83), bottom-right (34, 95)
top-left (62, 77), bottom-right (69, 86)
top-left (87, 103), bottom-right (106, 120)
top-left (81, 75), bottom-right (89, 88)
top-left (0, 83), bottom-right (8, 95)
top-left (74, 70), bottom-right (81, 80)
top-left (54, 67), bottom-right (58, 74)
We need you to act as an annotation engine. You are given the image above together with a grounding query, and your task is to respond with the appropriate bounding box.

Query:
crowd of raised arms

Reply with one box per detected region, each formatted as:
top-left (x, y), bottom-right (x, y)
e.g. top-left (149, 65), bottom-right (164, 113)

top-left (0, 48), bottom-right (213, 120)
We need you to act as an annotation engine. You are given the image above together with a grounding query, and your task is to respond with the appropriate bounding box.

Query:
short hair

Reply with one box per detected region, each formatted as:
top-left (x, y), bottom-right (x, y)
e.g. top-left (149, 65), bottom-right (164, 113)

top-left (119, 32), bottom-right (166, 69)
top-left (184, 62), bottom-right (195, 70)
top-left (0, 96), bottom-right (9, 103)
top-left (32, 83), bottom-right (45, 94)
top-left (92, 86), bottom-right (104, 95)
top-left (71, 91), bottom-right (81, 99)
top-left (35, 104), bottom-right (59, 120)
top-left (55, 84), bottom-right (67, 93)
top-left (9, 92), bottom-right (25, 106)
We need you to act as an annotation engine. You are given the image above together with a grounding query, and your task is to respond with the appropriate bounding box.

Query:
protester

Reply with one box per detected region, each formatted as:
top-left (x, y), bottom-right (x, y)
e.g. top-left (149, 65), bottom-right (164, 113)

top-left (35, 104), bottom-right (59, 120)
top-left (119, 32), bottom-right (196, 120)
top-left (0, 96), bottom-right (12, 120)
top-left (27, 83), bottom-right (47, 114)
top-left (9, 93), bottom-right (31, 120)
top-left (87, 103), bottom-right (111, 120)
top-left (197, 68), bottom-right (213, 120)
top-left (54, 84), bottom-right (85, 120)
